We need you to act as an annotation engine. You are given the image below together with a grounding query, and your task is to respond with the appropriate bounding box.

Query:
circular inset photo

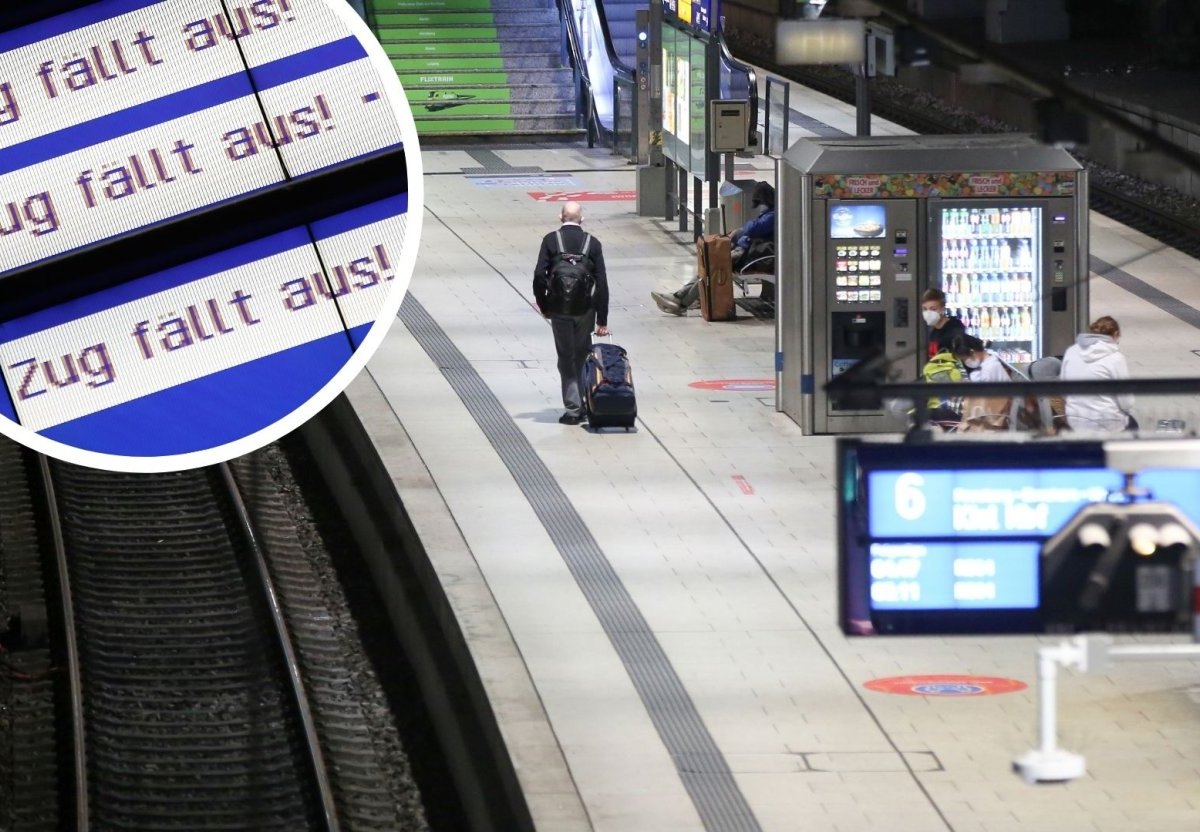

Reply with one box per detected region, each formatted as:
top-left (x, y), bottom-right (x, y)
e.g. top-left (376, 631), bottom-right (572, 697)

top-left (0, 0), bottom-right (422, 472)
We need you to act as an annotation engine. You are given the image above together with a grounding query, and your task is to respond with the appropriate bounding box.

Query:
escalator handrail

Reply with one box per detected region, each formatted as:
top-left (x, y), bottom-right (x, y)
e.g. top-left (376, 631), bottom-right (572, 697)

top-left (592, 0), bottom-right (637, 82)
top-left (556, 0), bottom-right (602, 141)
top-left (716, 27), bottom-right (759, 147)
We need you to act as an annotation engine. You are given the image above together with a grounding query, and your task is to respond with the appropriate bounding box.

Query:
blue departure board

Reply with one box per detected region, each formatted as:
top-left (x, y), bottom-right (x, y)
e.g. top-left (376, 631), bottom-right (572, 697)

top-left (840, 440), bottom-right (1200, 634)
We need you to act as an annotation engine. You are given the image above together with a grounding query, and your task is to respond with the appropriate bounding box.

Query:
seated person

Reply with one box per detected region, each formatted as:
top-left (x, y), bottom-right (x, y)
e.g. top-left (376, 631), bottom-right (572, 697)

top-left (950, 334), bottom-right (1015, 431)
top-left (651, 182), bottom-right (776, 315)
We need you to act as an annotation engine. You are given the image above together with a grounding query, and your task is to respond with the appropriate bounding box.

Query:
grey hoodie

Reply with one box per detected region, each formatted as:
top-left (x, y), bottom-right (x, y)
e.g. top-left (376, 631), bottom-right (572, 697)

top-left (1060, 333), bottom-right (1133, 432)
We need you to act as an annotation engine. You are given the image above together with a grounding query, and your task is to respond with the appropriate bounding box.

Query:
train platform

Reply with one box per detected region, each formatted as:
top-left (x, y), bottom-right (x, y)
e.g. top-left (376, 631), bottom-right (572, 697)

top-left (348, 80), bottom-right (1200, 830)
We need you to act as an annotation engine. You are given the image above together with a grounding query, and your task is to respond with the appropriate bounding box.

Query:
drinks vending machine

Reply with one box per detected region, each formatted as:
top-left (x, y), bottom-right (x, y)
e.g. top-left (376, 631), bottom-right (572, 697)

top-left (776, 135), bottom-right (1089, 435)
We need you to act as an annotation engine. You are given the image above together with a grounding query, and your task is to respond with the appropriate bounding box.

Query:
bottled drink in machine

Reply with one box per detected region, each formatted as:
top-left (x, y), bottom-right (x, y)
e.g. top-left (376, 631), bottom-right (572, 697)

top-left (937, 204), bottom-right (1041, 364)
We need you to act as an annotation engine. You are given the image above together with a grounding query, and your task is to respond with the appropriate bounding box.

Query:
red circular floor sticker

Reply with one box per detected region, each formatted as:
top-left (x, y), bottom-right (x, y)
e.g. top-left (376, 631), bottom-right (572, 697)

top-left (864, 675), bottom-right (1027, 696)
top-left (689, 379), bottom-right (776, 392)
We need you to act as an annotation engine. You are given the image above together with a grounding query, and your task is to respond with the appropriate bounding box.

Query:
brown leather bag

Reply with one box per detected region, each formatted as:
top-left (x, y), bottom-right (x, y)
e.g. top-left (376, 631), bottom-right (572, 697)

top-left (696, 234), bottom-right (736, 322)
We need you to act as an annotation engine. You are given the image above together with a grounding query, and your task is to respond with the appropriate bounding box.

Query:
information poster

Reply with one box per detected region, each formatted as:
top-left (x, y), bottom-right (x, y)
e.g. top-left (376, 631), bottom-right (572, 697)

top-left (658, 22), bottom-right (707, 176)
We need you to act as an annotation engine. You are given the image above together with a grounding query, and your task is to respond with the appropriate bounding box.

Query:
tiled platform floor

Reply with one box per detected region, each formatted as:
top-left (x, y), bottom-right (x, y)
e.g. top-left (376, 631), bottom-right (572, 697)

top-left (349, 82), bottom-right (1200, 831)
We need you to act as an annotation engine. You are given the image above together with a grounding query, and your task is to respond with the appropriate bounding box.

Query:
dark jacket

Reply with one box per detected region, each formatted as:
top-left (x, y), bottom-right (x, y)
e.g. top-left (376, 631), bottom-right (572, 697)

top-left (534, 223), bottom-right (609, 325)
top-left (928, 315), bottom-right (965, 358)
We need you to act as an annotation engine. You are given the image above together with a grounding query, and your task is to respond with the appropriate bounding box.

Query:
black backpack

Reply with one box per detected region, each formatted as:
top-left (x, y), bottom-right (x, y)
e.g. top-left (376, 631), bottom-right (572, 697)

top-left (546, 230), bottom-right (595, 315)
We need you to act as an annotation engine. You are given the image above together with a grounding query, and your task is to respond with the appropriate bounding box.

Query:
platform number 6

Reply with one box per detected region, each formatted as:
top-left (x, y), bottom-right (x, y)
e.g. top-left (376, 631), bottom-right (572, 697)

top-left (894, 472), bottom-right (926, 521)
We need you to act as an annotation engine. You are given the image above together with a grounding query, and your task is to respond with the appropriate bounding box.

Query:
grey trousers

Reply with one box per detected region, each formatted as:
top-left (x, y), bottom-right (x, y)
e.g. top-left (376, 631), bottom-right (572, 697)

top-left (550, 310), bottom-right (596, 416)
top-left (676, 277), bottom-right (700, 308)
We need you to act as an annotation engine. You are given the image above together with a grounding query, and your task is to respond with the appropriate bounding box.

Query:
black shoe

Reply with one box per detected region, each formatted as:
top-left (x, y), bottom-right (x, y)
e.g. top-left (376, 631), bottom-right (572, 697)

top-left (559, 413), bottom-right (585, 425)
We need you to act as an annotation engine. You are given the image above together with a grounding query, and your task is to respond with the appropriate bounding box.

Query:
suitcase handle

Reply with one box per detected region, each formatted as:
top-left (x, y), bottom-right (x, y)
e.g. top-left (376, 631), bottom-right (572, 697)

top-left (592, 332), bottom-right (613, 343)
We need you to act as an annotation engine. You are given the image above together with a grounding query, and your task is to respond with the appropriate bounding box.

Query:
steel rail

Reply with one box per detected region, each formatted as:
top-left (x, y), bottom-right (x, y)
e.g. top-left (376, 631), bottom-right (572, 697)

top-left (36, 456), bottom-right (87, 831)
top-left (215, 462), bottom-right (341, 832)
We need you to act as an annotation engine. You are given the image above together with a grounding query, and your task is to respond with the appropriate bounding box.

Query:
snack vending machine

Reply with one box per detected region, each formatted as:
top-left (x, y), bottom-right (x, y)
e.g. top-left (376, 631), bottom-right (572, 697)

top-left (777, 135), bottom-right (1089, 435)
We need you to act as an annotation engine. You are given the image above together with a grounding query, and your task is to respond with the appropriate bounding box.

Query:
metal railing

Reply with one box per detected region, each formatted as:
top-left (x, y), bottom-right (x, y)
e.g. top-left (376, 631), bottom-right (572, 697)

top-left (717, 29), bottom-right (759, 151)
top-left (591, 0), bottom-right (637, 157)
top-left (558, 0), bottom-right (601, 147)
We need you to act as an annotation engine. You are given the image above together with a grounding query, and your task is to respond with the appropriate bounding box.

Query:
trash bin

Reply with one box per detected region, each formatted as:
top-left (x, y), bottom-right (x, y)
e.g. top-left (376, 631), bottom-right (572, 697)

top-left (718, 179), bottom-right (761, 236)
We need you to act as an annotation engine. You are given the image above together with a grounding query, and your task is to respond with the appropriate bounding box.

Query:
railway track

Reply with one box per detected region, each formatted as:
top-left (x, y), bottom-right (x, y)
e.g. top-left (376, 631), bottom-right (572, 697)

top-left (739, 53), bottom-right (1200, 259)
top-left (0, 438), bottom-right (430, 831)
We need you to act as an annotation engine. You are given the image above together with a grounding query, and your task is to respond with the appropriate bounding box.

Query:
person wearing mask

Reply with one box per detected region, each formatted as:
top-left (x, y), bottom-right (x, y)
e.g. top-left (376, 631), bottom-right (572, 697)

top-left (651, 182), bottom-right (776, 314)
top-left (951, 333), bottom-right (1015, 430)
top-left (1060, 315), bottom-right (1135, 432)
top-left (921, 288), bottom-right (965, 359)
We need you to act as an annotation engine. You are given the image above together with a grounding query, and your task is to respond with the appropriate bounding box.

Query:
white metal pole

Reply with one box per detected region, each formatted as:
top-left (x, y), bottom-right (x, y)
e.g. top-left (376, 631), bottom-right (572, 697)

top-left (1038, 648), bottom-right (1059, 755)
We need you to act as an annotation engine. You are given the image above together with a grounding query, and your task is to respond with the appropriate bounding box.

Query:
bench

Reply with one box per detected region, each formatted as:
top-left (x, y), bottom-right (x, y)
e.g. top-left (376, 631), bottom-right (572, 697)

top-left (732, 255), bottom-right (776, 298)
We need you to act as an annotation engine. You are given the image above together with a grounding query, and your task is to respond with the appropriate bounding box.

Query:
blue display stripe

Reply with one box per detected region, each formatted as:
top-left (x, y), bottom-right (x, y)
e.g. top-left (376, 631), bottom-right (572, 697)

top-left (0, 0), bottom-right (167, 52)
top-left (0, 386), bottom-right (16, 423)
top-left (0, 140), bottom-right (404, 281)
top-left (0, 189), bottom-right (408, 341)
top-left (40, 329), bottom-right (355, 457)
top-left (311, 192), bottom-right (408, 238)
top-left (348, 321), bottom-right (372, 350)
top-left (0, 36), bottom-right (367, 175)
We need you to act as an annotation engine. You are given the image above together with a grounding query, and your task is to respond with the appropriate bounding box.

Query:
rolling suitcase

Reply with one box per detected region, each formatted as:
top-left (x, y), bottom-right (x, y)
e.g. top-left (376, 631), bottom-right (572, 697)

top-left (696, 234), bottom-right (736, 322)
top-left (581, 340), bottom-right (637, 430)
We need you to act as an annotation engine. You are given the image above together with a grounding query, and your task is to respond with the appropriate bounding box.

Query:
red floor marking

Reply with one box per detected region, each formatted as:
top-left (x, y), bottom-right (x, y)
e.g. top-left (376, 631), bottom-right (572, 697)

top-left (732, 475), bottom-right (754, 495)
top-left (528, 191), bottom-right (637, 202)
top-left (689, 379), bottom-right (776, 392)
top-left (864, 675), bottom-right (1027, 696)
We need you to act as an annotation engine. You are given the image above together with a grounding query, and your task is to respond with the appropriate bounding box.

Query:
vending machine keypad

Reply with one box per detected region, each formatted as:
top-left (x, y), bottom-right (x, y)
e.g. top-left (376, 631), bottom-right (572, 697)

top-left (833, 245), bottom-right (884, 304)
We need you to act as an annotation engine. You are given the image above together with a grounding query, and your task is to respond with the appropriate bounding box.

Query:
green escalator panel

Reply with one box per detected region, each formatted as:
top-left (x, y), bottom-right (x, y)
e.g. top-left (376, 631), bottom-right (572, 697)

top-left (371, 0), bottom-right (566, 137)
top-left (411, 88), bottom-right (513, 105)
top-left (372, 0), bottom-right (491, 10)
top-left (375, 12), bottom-right (496, 25)
top-left (383, 41), bottom-right (502, 56)
top-left (413, 101), bottom-right (515, 117)
top-left (391, 56), bottom-right (506, 71)
top-left (399, 71), bottom-right (510, 86)
top-left (381, 26), bottom-right (498, 40)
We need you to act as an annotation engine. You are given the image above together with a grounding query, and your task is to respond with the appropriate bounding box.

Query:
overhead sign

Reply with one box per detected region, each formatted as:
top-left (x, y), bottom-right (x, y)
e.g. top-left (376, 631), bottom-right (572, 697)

top-left (0, 0), bottom-right (422, 471)
top-left (661, 0), bottom-right (718, 33)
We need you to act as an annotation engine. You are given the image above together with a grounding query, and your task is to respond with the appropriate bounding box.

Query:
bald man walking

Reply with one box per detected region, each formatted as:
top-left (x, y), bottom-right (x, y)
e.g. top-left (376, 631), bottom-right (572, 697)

top-left (534, 201), bottom-right (610, 425)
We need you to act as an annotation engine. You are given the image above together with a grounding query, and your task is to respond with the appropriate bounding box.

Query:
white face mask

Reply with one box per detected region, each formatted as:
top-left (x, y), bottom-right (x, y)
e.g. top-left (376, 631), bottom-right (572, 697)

top-left (922, 309), bottom-right (942, 326)
top-left (964, 357), bottom-right (982, 370)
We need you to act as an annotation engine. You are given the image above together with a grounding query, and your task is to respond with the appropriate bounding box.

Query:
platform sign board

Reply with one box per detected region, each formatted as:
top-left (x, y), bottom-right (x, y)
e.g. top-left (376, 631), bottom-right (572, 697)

top-left (661, 0), bottom-right (718, 33)
top-left (0, 0), bottom-right (422, 471)
top-left (838, 439), bottom-right (1200, 635)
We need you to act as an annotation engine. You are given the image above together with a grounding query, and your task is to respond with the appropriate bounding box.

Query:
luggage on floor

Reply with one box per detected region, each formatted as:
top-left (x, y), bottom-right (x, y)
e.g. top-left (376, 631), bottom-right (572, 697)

top-left (581, 342), bottom-right (637, 429)
top-left (696, 234), bottom-right (736, 322)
